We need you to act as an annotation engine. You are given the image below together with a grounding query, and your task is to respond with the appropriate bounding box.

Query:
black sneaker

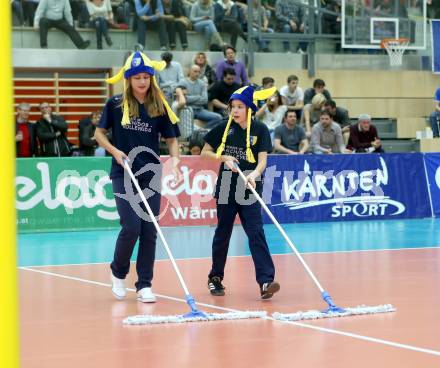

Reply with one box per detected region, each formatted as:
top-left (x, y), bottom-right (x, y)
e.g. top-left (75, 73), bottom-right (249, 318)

top-left (208, 276), bottom-right (225, 296)
top-left (260, 281), bottom-right (280, 300)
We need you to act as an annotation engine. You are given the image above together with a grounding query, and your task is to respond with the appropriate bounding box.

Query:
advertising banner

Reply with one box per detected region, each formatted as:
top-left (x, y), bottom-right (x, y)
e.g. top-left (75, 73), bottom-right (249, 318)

top-left (424, 153), bottom-right (440, 217)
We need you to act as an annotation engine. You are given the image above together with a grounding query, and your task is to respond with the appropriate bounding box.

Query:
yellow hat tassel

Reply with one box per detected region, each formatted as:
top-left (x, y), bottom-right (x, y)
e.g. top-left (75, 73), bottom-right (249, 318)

top-left (245, 108), bottom-right (256, 163)
top-left (121, 79), bottom-right (130, 126)
top-left (216, 113), bottom-right (233, 158)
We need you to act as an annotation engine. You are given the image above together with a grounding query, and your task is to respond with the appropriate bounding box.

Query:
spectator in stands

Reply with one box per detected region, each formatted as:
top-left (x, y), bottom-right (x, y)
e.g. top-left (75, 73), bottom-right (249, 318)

top-left (215, 46), bottom-right (249, 86)
top-left (177, 65), bottom-right (223, 129)
top-left (256, 90), bottom-right (287, 132)
top-left (274, 109), bottom-right (308, 154)
top-left (275, 0), bottom-right (307, 53)
top-left (321, 0), bottom-right (341, 35)
top-left (262, 0), bottom-right (276, 27)
top-left (15, 102), bottom-right (37, 157)
top-left (347, 114), bottom-right (384, 153)
top-left (303, 78), bottom-right (331, 105)
top-left (162, 0), bottom-right (190, 50)
top-left (249, 0), bottom-right (273, 52)
top-left (428, 0), bottom-right (440, 19)
top-left (214, 0), bottom-right (246, 49)
top-left (36, 102), bottom-right (71, 157)
top-left (323, 99), bottom-right (350, 141)
top-left (301, 92), bottom-right (326, 138)
top-left (256, 76), bottom-right (275, 108)
top-left (190, 0), bottom-right (225, 49)
top-left (311, 110), bottom-right (347, 154)
top-left (79, 110), bottom-right (110, 156)
top-left (157, 51), bottom-right (184, 103)
top-left (24, 0), bottom-right (40, 27)
top-left (279, 74), bottom-right (304, 118)
top-left (110, 0), bottom-right (132, 26)
top-left (12, 1), bottom-right (25, 26)
top-left (194, 52), bottom-right (216, 86)
top-left (429, 86), bottom-right (440, 138)
top-left (209, 67), bottom-right (240, 117)
top-left (34, 0), bottom-right (90, 49)
top-left (171, 86), bottom-right (195, 138)
top-left (188, 130), bottom-right (205, 154)
top-left (86, 0), bottom-right (114, 49)
top-left (135, 0), bottom-right (168, 51)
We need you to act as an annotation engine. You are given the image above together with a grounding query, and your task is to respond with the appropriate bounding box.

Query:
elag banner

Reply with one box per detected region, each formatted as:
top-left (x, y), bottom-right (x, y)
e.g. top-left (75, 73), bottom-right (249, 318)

top-left (424, 153), bottom-right (440, 217)
top-left (263, 153), bottom-right (432, 223)
top-left (16, 156), bottom-right (219, 232)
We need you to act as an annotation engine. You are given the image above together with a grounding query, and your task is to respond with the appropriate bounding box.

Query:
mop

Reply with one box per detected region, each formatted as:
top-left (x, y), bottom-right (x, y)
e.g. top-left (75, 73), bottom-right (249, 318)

top-left (122, 161), bottom-right (266, 325)
top-left (234, 165), bottom-right (396, 322)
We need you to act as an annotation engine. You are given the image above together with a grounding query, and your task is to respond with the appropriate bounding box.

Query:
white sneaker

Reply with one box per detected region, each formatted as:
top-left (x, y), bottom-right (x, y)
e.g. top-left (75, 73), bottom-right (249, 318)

top-left (137, 287), bottom-right (156, 303)
top-left (111, 273), bottom-right (127, 300)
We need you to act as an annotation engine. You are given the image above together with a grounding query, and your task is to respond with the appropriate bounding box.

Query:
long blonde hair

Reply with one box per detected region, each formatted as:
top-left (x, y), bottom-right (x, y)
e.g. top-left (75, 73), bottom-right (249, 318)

top-left (121, 76), bottom-right (166, 119)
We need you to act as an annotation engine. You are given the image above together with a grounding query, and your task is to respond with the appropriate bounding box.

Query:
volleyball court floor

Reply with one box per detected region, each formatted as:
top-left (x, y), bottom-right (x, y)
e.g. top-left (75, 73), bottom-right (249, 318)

top-left (19, 218), bottom-right (440, 367)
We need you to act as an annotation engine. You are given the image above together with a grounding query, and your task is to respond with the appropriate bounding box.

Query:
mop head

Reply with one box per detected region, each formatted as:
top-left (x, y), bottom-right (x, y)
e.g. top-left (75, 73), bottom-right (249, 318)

top-left (123, 311), bottom-right (267, 325)
top-left (272, 304), bottom-right (396, 322)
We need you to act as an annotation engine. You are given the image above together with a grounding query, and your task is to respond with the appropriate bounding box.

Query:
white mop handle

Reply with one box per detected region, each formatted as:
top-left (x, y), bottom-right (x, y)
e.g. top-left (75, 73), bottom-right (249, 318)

top-left (236, 165), bottom-right (325, 293)
top-left (124, 161), bottom-right (191, 296)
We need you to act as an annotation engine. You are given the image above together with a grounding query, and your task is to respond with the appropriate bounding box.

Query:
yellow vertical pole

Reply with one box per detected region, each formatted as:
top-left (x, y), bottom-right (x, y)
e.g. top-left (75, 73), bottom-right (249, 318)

top-left (0, 3), bottom-right (19, 368)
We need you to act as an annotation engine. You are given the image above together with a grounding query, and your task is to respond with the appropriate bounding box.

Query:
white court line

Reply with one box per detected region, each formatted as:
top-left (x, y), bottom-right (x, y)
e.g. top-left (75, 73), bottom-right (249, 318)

top-left (24, 245), bottom-right (440, 269)
top-left (20, 266), bottom-right (440, 358)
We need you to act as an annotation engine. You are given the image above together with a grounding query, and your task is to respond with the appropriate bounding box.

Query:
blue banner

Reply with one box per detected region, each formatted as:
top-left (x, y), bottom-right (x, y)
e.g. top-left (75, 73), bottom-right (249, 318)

top-left (432, 20), bottom-right (440, 74)
top-left (263, 153), bottom-right (432, 223)
top-left (424, 153), bottom-right (440, 217)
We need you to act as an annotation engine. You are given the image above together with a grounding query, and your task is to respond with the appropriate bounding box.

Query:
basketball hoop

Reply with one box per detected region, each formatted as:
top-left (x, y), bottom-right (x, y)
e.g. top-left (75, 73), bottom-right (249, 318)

top-left (380, 38), bottom-right (410, 67)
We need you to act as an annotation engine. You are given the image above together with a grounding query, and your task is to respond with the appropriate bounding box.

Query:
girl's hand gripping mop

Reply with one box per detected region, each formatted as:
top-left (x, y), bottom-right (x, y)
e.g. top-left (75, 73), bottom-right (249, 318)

top-left (123, 160), bottom-right (266, 325)
top-left (235, 164), bottom-right (395, 322)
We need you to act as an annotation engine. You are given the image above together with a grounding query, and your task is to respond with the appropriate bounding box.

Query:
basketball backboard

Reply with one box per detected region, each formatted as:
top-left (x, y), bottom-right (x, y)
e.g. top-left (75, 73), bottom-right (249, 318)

top-left (341, 0), bottom-right (427, 50)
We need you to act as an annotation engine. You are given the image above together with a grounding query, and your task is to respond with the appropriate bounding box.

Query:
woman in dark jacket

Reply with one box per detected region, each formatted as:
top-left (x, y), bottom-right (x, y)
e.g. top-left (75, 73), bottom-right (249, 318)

top-left (162, 0), bottom-right (190, 50)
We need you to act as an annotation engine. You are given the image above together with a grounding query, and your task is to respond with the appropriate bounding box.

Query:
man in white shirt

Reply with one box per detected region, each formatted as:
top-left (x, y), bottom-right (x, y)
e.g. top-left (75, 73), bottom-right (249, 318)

top-left (279, 74), bottom-right (304, 119)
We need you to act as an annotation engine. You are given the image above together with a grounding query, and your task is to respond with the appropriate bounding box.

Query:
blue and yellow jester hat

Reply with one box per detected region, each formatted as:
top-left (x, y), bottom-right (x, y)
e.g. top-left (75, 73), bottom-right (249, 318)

top-left (216, 85), bottom-right (276, 163)
top-left (105, 51), bottom-right (178, 126)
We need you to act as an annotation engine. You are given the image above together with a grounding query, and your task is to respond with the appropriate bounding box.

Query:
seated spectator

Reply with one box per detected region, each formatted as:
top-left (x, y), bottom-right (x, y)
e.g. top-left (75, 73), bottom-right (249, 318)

top-left (303, 78), bottom-right (331, 105)
top-left (79, 111), bottom-right (109, 156)
top-left (171, 86), bottom-right (195, 138)
top-left (15, 102), bottom-right (37, 157)
top-left (177, 65), bottom-right (223, 129)
top-left (347, 114), bottom-right (384, 153)
top-left (256, 90), bottom-right (287, 131)
top-left (274, 109), bottom-right (309, 154)
top-left (323, 99), bottom-right (350, 142)
top-left (249, 0), bottom-right (273, 52)
top-left (194, 52), bottom-right (216, 87)
top-left (208, 67), bottom-right (240, 117)
top-left (256, 76), bottom-right (275, 108)
top-left (86, 0), bottom-right (114, 49)
top-left (110, 0), bottom-right (131, 26)
top-left (135, 0), bottom-right (168, 51)
top-left (279, 74), bottom-right (304, 118)
top-left (321, 0), bottom-right (341, 35)
top-left (157, 51), bottom-right (184, 103)
top-left (24, 0), bottom-right (40, 27)
top-left (301, 92), bottom-right (326, 138)
top-left (162, 0), bottom-right (190, 50)
top-left (428, 0), bottom-right (440, 19)
top-left (12, 1), bottom-right (25, 26)
top-left (34, 0), bottom-right (90, 49)
top-left (214, 0), bottom-right (246, 49)
top-left (429, 86), bottom-right (440, 138)
top-left (275, 0), bottom-right (307, 53)
top-left (188, 129), bottom-right (206, 154)
top-left (190, 0), bottom-right (225, 49)
top-left (311, 110), bottom-right (348, 154)
top-left (262, 0), bottom-right (276, 27)
top-left (36, 102), bottom-right (71, 157)
top-left (215, 46), bottom-right (249, 86)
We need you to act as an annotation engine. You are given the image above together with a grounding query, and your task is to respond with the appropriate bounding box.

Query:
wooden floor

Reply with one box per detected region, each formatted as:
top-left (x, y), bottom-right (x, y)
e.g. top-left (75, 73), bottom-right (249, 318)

top-left (20, 248), bottom-right (440, 367)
